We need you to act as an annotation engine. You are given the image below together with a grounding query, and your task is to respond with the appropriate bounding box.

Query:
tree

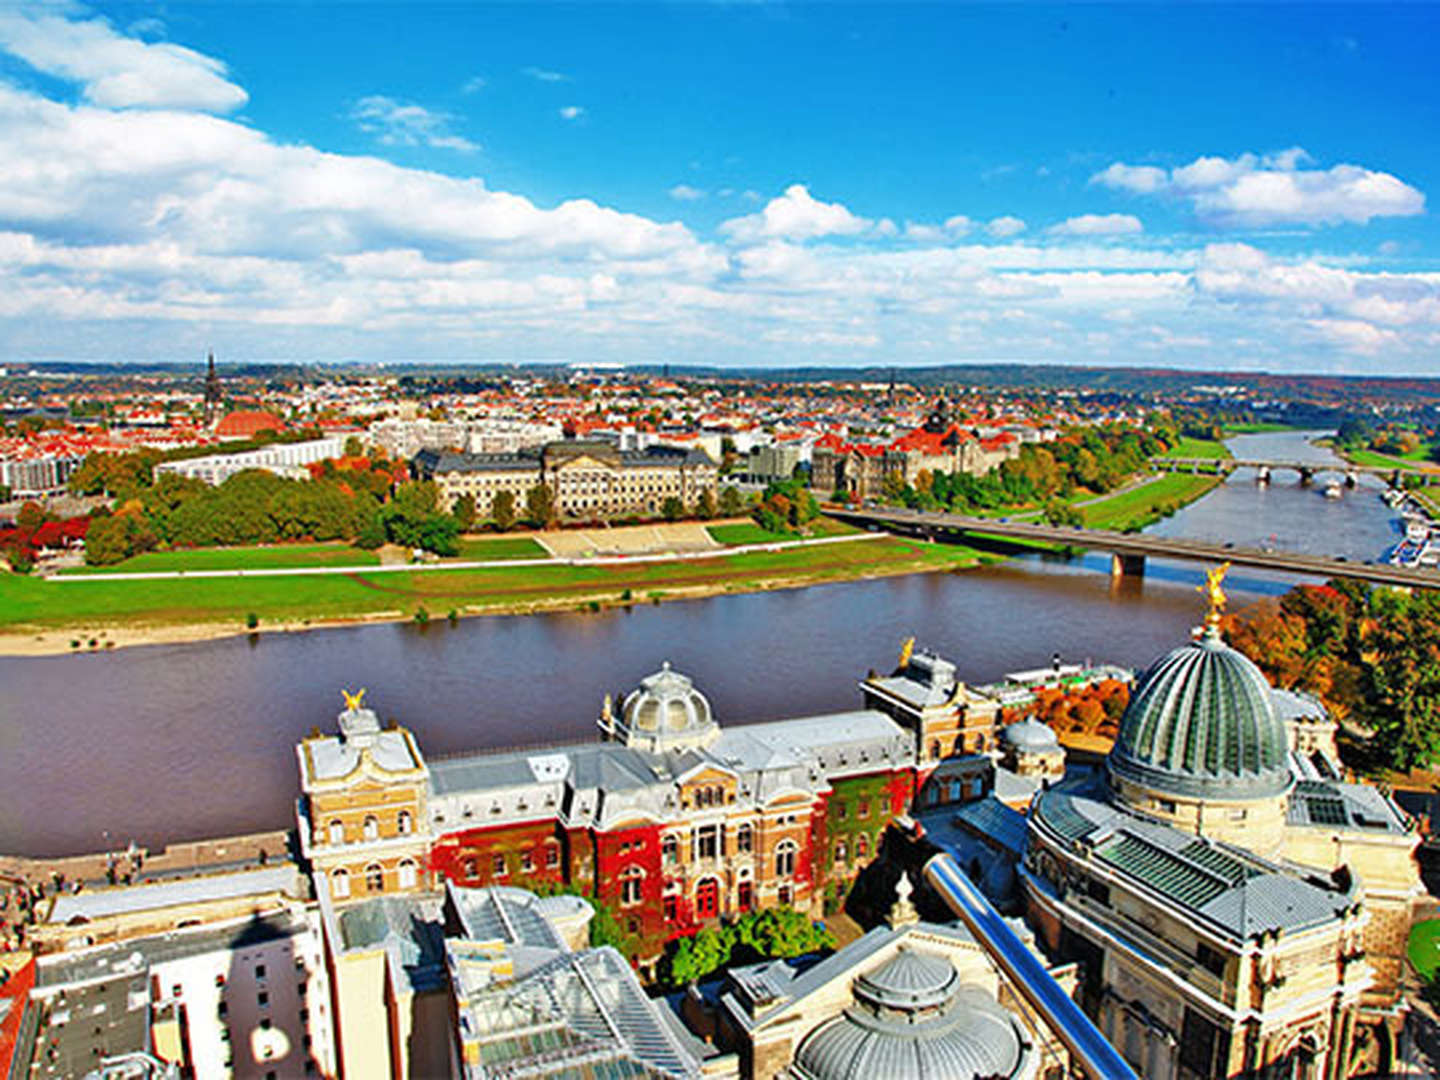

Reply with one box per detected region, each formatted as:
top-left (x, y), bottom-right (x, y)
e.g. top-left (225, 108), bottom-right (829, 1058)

top-left (16, 501), bottom-right (45, 535)
top-left (491, 490), bottom-right (517, 532)
top-left (719, 486), bottom-right (744, 517)
top-left (661, 495), bottom-right (684, 522)
top-left (343, 436), bottom-right (364, 458)
top-left (354, 509), bottom-right (387, 550)
top-left (525, 483), bottom-right (556, 528)
top-left (695, 488), bottom-right (717, 520)
top-left (452, 494), bottom-right (477, 533)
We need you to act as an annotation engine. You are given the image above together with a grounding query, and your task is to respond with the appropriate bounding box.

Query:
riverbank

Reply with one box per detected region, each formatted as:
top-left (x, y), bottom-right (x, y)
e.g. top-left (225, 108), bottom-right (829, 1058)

top-left (0, 532), bottom-right (992, 656)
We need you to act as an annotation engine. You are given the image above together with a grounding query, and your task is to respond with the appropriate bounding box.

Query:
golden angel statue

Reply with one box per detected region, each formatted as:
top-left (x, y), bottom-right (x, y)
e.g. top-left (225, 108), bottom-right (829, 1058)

top-left (898, 636), bottom-right (915, 670)
top-left (1198, 563), bottom-right (1230, 625)
top-left (341, 687), bottom-right (368, 713)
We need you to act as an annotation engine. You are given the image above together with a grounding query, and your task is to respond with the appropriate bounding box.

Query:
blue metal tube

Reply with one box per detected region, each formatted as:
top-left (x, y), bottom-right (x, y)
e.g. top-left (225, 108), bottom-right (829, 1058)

top-left (922, 853), bottom-right (1138, 1080)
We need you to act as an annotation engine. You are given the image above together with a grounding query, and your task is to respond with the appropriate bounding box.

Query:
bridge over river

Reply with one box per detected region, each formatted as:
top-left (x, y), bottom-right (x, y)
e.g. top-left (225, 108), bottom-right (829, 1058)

top-left (833, 507), bottom-right (1440, 588)
top-left (1152, 456), bottom-right (1440, 486)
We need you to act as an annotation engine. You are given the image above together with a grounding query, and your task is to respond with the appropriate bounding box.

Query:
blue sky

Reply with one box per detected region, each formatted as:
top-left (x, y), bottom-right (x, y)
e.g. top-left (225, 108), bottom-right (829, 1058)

top-left (0, 2), bottom-right (1438, 372)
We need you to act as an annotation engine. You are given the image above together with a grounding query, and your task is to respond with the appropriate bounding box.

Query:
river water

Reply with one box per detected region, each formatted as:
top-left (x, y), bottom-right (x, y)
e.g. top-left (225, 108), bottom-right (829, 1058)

top-left (0, 430), bottom-right (1405, 856)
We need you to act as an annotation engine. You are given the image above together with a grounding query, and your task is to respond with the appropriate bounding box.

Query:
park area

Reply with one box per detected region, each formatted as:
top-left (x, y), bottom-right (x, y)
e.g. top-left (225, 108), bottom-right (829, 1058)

top-left (0, 531), bottom-right (987, 651)
top-left (1410, 919), bottom-right (1440, 981)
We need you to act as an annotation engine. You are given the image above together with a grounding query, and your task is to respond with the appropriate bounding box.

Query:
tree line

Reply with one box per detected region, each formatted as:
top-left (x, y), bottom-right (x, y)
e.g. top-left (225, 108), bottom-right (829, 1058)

top-left (1226, 580), bottom-right (1440, 772)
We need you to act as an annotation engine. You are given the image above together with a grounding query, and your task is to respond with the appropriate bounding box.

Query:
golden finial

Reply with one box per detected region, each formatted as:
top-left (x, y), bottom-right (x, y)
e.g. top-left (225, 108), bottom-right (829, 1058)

top-left (341, 687), bottom-right (367, 713)
top-left (602, 693), bottom-right (613, 721)
top-left (1198, 563), bottom-right (1230, 628)
top-left (899, 636), bottom-right (915, 669)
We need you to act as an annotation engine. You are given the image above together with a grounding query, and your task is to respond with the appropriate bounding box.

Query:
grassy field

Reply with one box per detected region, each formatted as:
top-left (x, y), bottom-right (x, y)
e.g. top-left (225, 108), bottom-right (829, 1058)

top-left (1344, 447), bottom-right (1438, 471)
top-left (707, 517), bottom-right (860, 546)
top-left (1410, 919), bottom-right (1440, 980)
top-left (449, 536), bottom-right (550, 561)
top-left (1169, 436), bottom-right (1231, 460)
top-left (1082, 473), bottom-right (1223, 531)
top-left (58, 543), bottom-right (381, 575)
top-left (1, 534), bottom-right (980, 636)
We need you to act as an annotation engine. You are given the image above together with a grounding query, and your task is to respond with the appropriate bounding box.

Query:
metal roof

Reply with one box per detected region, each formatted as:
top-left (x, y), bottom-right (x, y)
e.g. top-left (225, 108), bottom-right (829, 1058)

top-left (47, 865), bottom-right (303, 925)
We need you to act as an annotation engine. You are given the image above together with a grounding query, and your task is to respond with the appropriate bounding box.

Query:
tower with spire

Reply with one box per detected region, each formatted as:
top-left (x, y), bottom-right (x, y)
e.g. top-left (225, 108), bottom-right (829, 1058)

top-left (203, 351), bottom-right (222, 426)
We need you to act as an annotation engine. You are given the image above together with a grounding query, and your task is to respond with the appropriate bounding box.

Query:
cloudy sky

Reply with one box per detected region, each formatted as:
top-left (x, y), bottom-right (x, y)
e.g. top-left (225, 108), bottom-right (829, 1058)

top-left (0, 2), bottom-right (1437, 372)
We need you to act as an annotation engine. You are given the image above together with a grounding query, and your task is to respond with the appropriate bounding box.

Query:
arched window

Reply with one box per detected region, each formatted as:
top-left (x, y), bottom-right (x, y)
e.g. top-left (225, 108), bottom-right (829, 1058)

top-left (736, 824), bottom-right (753, 853)
top-left (397, 811), bottom-right (412, 836)
top-left (462, 856), bottom-right (478, 879)
top-left (855, 834), bottom-right (869, 860)
top-left (775, 840), bottom-right (797, 878)
top-left (835, 840), bottom-right (848, 863)
top-left (661, 835), bottom-right (678, 864)
top-left (363, 815), bottom-right (379, 842)
top-left (398, 859), bottom-right (418, 890)
top-left (330, 869), bottom-right (350, 899)
top-left (365, 864), bottom-right (384, 894)
top-left (328, 820), bottom-right (344, 845)
top-left (738, 879), bottom-right (753, 911)
top-left (929, 739), bottom-right (941, 760)
top-left (695, 877), bottom-right (720, 920)
top-left (620, 866), bottom-right (644, 907)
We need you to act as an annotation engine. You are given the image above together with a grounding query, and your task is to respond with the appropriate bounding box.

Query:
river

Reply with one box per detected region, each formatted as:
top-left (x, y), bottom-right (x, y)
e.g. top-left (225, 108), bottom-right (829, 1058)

top-left (0, 429), bottom-right (1405, 856)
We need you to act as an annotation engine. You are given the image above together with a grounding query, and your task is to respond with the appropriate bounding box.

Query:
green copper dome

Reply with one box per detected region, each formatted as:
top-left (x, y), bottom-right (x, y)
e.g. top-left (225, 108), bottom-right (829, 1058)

top-left (1109, 627), bottom-right (1291, 801)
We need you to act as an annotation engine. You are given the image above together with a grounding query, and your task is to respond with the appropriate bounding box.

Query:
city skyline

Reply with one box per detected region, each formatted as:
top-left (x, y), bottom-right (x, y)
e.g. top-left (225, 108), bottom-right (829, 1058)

top-left (0, 3), bottom-right (1438, 371)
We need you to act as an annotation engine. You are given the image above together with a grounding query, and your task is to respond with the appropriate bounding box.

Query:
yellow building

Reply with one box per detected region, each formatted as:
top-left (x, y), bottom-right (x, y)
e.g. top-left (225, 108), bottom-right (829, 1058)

top-left (296, 692), bottom-right (432, 905)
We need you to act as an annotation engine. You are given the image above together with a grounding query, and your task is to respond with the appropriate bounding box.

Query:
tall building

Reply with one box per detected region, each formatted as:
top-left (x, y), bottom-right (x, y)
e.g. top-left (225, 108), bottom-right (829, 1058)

top-left (1019, 585), bottom-right (1422, 1079)
top-left (203, 351), bottom-right (222, 427)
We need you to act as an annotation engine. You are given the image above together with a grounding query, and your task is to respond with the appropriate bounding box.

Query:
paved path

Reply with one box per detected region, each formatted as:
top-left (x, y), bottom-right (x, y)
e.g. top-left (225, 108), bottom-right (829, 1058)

top-left (49, 531), bottom-right (882, 583)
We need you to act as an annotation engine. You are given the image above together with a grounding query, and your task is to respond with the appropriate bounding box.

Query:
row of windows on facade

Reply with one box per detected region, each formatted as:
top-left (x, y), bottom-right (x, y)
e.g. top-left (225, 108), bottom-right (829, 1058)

top-left (329, 860), bottom-right (419, 899)
top-left (325, 812), bottom-right (413, 845)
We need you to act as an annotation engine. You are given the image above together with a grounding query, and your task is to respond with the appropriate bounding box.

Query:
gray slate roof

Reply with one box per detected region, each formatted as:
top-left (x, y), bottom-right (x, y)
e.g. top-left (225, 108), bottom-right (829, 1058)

top-left (47, 865), bottom-right (304, 924)
top-left (1031, 787), bottom-right (1353, 938)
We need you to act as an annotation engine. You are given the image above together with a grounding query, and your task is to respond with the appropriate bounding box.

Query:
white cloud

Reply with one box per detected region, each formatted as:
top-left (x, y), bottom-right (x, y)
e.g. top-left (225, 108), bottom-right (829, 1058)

top-left (558, 105), bottom-right (585, 121)
top-left (524, 66), bottom-right (569, 82)
top-left (461, 76), bottom-right (487, 94)
top-left (669, 184), bottom-right (706, 202)
top-left (720, 184), bottom-right (870, 243)
top-left (351, 96), bottom-right (478, 153)
top-left (0, 8), bottom-right (247, 112)
top-left (987, 216), bottom-right (1027, 238)
top-left (944, 214), bottom-right (975, 235)
top-left (1048, 213), bottom-right (1143, 237)
top-left (1093, 149), bottom-right (1424, 227)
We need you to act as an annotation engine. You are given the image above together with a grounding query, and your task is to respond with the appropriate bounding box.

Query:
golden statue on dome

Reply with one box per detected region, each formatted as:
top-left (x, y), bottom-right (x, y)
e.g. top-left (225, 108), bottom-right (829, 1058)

top-left (1198, 563), bottom-right (1230, 627)
top-left (341, 687), bottom-right (368, 713)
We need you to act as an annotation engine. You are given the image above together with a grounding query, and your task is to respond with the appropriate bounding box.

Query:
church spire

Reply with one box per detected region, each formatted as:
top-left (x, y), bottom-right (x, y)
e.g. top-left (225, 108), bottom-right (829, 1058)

top-left (203, 351), bottom-right (222, 426)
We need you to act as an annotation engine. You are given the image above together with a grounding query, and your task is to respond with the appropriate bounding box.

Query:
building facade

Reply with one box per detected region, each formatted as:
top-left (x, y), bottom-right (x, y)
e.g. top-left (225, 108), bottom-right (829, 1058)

top-left (1019, 607), bottom-right (1422, 1080)
top-left (293, 652), bottom-right (990, 967)
top-left (413, 439), bottom-right (718, 522)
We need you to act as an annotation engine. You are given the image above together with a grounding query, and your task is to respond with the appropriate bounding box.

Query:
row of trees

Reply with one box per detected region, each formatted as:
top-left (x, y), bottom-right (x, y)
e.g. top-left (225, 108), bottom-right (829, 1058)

top-left (1, 502), bottom-right (89, 572)
top-left (1226, 580), bottom-right (1440, 772)
top-left (752, 478), bottom-right (819, 534)
top-left (878, 421), bottom-right (1183, 515)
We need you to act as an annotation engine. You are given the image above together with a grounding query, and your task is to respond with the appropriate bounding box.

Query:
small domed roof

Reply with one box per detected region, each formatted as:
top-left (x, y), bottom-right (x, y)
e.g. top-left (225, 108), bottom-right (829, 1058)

top-left (793, 951), bottom-right (1029, 1080)
top-left (612, 662), bottom-right (719, 752)
top-left (1001, 718), bottom-right (1059, 754)
top-left (854, 948), bottom-right (957, 1011)
top-left (1109, 627), bottom-right (1291, 801)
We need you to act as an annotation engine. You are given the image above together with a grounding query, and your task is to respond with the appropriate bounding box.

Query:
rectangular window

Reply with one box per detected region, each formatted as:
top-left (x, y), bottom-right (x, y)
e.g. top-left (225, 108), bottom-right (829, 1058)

top-left (254, 964), bottom-right (267, 980)
top-left (257, 991), bottom-right (269, 1007)
top-left (520, 851), bottom-right (534, 873)
top-left (492, 853), bottom-right (506, 875)
top-left (696, 825), bottom-right (719, 860)
top-left (545, 846), bottom-right (559, 868)
top-left (858, 799), bottom-right (870, 819)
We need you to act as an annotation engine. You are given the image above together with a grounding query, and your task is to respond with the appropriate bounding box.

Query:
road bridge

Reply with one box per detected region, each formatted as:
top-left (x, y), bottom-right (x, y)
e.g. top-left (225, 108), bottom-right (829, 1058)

top-left (1152, 456), bottom-right (1440, 487)
top-left (833, 507), bottom-right (1440, 588)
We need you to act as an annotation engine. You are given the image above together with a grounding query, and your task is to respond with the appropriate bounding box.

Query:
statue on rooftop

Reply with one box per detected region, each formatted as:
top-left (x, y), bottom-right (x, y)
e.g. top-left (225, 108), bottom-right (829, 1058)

top-left (341, 687), bottom-right (368, 713)
top-left (1198, 562), bottom-right (1231, 628)
top-left (898, 636), bottom-right (915, 670)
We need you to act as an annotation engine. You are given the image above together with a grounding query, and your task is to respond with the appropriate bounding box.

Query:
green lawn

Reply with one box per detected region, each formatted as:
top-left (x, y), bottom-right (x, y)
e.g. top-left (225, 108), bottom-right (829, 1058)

top-left (1409, 919), bottom-right (1440, 979)
top-left (58, 543), bottom-right (381, 575)
top-left (1082, 473), bottom-right (1223, 531)
top-left (449, 536), bottom-right (550, 561)
top-left (1, 535), bottom-right (980, 634)
top-left (707, 516), bottom-right (860, 547)
top-left (1344, 447), bottom-right (1437, 471)
top-left (1169, 436), bottom-right (1232, 460)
